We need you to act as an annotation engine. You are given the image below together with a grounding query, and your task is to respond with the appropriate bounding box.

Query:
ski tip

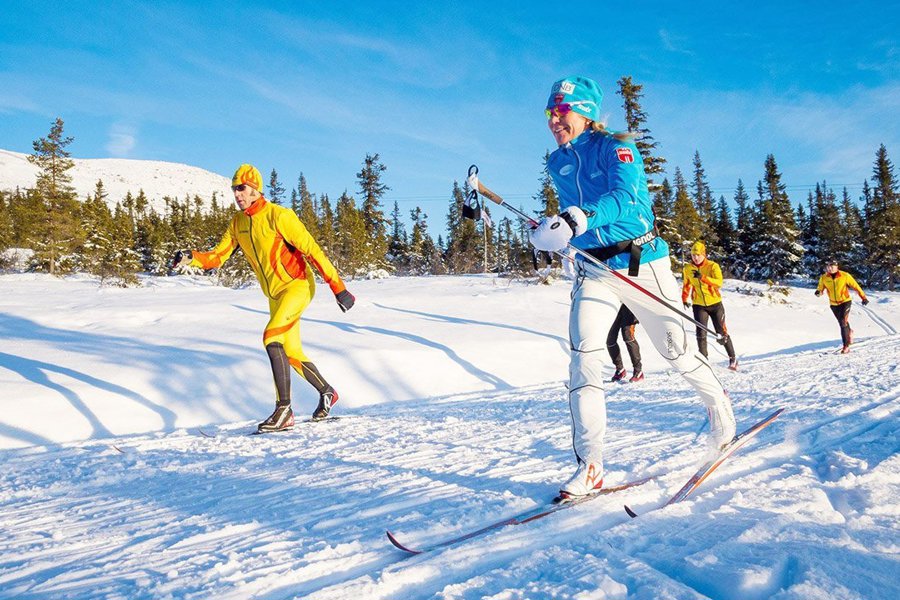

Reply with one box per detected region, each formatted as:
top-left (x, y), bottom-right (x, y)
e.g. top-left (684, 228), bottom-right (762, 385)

top-left (197, 428), bottom-right (215, 438)
top-left (386, 530), bottom-right (422, 555)
top-left (111, 444), bottom-right (125, 454)
top-left (624, 505), bottom-right (638, 519)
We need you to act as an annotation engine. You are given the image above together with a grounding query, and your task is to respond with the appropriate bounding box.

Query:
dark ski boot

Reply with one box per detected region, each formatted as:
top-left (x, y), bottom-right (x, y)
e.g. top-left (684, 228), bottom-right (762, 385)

top-left (312, 389), bottom-right (339, 421)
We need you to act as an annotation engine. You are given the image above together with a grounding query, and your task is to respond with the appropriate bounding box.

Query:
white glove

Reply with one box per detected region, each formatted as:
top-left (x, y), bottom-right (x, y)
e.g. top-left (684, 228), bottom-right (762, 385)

top-left (560, 206), bottom-right (588, 237)
top-left (530, 215), bottom-right (574, 252)
top-left (467, 171), bottom-right (479, 194)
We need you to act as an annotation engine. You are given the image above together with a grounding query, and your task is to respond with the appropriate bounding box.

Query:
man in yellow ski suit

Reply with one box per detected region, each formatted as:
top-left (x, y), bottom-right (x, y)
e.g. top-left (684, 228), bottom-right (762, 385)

top-left (682, 241), bottom-right (738, 370)
top-left (173, 164), bottom-right (355, 432)
top-left (815, 258), bottom-right (868, 353)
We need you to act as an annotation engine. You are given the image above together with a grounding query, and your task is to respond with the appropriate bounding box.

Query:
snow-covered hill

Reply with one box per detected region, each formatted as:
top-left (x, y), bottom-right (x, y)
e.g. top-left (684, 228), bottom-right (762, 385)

top-left (0, 149), bottom-right (231, 212)
top-left (1, 273), bottom-right (898, 599)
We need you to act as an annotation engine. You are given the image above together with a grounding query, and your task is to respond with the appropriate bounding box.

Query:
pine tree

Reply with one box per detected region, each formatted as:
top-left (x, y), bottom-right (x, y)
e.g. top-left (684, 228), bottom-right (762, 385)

top-left (868, 144), bottom-right (900, 289)
top-left (616, 76), bottom-right (666, 187)
top-left (268, 169), bottom-right (286, 205)
top-left (814, 182), bottom-right (843, 271)
top-left (356, 153), bottom-right (390, 269)
top-left (747, 154), bottom-right (803, 281)
top-left (27, 118), bottom-right (84, 274)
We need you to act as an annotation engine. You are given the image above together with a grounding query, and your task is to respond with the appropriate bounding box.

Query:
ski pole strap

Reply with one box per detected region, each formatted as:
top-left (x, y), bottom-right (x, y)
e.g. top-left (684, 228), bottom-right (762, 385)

top-left (582, 230), bottom-right (657, 277)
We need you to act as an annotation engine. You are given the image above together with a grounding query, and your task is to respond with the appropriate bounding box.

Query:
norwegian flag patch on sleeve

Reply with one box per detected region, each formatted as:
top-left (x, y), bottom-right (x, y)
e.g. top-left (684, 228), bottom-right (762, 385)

top-left (616, 147), bottom-right (635, 163)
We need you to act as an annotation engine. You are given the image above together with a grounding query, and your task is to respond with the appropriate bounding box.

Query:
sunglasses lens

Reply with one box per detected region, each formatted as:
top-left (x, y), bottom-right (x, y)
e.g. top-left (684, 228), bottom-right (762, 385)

top-left (545, 103), bottom-right (573, 118)
top-left (233, 184), bottom-right (246, 191)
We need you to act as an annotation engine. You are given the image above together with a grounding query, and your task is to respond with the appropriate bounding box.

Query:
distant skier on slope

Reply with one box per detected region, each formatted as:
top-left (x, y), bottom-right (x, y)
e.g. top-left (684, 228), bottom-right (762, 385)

top-left (171, 164), bottom-right (355, 432)
top-left (529, 75), bottom-right (736, 499)
top-left (607, 305), bottom-right (643, 382)
top-left (815, 258), bottom-right (868, 353)
top-left (681, 241), bottom-right (739, 370)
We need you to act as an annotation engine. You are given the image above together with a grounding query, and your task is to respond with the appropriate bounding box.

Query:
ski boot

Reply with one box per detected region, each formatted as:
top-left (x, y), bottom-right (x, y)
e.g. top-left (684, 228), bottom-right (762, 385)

top-left (312, 389), bottom-right (339, 421)
top-left (728, 357), bottom-right (738, 371)
top-left (611, 368), bottom-right (628, 382)
top-left (257, 404), bottom-right (294, 433)
top-left (557, 460), bottom-right (604, 501)
top-left (629, 370), bottom-right (644, 383)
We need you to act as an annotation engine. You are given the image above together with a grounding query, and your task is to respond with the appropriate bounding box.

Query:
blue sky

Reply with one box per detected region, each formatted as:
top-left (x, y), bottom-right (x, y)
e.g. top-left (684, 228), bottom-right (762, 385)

top-left (2, 1), bottom-right (898, 233)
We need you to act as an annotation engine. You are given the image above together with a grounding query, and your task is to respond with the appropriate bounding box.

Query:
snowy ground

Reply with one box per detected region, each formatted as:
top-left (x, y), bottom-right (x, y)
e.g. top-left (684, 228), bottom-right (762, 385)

top-left (1, 273), bottom-right (898, 599)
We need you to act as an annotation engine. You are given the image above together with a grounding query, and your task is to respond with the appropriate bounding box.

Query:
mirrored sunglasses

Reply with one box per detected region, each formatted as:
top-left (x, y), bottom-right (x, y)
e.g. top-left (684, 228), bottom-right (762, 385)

top-left (545, 103), bottom-right (575, 119)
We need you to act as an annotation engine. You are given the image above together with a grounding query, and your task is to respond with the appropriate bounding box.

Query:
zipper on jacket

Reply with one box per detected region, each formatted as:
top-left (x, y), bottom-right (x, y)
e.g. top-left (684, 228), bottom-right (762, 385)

top-left (248, 214), bottom-right (271, 298)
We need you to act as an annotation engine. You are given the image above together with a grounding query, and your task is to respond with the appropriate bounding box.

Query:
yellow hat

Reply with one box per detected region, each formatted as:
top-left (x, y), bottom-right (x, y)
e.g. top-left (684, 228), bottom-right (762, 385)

top-left (232, 164), bottom-right (263, 192)
top-left (691, 241), bottom-right (706, 255)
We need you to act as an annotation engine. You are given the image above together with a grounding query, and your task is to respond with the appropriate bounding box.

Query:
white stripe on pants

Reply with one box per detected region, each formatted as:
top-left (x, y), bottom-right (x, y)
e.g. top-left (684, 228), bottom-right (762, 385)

top-left (567, 256), bottom-right (735, 464)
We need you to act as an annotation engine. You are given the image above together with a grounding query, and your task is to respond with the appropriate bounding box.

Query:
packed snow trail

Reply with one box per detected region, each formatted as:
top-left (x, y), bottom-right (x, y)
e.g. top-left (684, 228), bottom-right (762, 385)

top-left (1, 335), bottom-right (898, 599)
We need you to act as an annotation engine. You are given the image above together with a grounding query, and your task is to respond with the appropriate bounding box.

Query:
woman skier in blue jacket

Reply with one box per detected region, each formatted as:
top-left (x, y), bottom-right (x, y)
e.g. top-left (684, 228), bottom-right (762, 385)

top-left (530, 76), bottom-right (736, 499)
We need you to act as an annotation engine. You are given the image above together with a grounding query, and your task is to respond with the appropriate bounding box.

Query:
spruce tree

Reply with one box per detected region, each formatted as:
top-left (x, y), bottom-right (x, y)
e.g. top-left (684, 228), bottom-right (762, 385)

top-left (268, 169), bottom-right (286, 205)
top-left (839, 187), bottom-right (865, 273)
top-left (0, 192), bottom-right (13, 258)
top-left (388, 200), bottom-right (408, 271)
top-left (616, 76), bottom-right (666, 187)
top-left (445, 180), bottom-right (479, 273)
top-left (356, 153), bottom-right (390, 269)
top-left (747, 154), bottom-right (803, 281)
top-left (334, 190), bottom-right (368, 276)
top-left (868, 144), bottom-right (900, 289)
top-left (691, 151), bottom-right (717, 248)
top-left (27, 117), bottom-right (83, 274)
top-left (79, 180), bottom-right (114, 274)
top-left (536, 151), bottom-right (559, 217)
top-left (296, 174), bottom-right (319, 240)
top-left (713, 195), bottom-right (736, 267)
top-left (733, 179), bottom-right (753, 276)
top-left (652, 177), bottom-right (674, 243)
top-left (669, 168), bottom-right (702, 259)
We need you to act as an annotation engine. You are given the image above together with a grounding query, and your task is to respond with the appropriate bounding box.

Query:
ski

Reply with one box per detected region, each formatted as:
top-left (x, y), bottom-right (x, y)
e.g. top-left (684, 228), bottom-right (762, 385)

top-left (387, 475), bottom-right (655, 555)
top-left (624, 407), bottom-right (784, 518)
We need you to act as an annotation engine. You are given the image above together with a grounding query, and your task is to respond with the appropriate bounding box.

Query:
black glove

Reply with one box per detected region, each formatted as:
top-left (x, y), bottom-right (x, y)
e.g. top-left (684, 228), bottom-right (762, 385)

top-left (170, 249), bottom-right (192, 270)
top-left (683, 302), bottom-right (692, 310)
top-left (862, 298), bottom-right (869, 306)
top-left (336, 289), bottom-right (355, 313)
top-left (814, 290), bottom-right (821, 297)
top-left (692, 270), bottom-right (701, 279)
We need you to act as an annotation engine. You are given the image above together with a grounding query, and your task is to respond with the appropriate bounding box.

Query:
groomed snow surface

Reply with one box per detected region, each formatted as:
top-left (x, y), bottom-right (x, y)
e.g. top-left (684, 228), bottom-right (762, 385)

top-left (1, 273), bottom-right (898, 600)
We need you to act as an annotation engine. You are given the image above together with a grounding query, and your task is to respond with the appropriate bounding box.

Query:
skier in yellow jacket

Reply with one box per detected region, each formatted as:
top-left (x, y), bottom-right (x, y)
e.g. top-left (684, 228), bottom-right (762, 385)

top-left (815, 258), bottom-right (868, 353)
top-left (682, 241), bottom-right (738, 370)
top-left (172, 164), bottom-right (355, 432)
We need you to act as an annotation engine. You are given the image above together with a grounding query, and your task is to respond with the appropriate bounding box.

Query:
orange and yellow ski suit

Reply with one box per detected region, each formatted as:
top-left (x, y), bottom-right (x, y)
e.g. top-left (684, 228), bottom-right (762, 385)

top-left (816, 270), bottom-right (867, 306)
top-left (190, 197), bottom-right (346, 370)
top-left (682, 259), bottom-right (724, 307)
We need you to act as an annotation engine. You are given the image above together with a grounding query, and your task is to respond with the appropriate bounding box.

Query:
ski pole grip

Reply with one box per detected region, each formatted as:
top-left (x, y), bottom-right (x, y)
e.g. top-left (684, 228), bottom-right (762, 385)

top-left (476, 181), bottom-right (504, 206)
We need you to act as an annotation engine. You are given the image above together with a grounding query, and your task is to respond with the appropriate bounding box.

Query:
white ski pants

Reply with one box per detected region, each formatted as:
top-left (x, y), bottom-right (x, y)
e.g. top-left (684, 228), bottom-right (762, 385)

top-left (567, 256), bottom-right (734, 464)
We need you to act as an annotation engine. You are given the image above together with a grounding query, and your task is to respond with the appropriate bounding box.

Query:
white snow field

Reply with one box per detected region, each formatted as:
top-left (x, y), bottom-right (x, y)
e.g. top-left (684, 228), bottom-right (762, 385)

top-left (1, 273), bottom-right (898, 599)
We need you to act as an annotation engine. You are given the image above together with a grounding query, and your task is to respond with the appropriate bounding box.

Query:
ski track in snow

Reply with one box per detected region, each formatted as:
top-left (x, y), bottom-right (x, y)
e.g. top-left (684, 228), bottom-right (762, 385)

top-left (0, 275), bottom-right (898, 599)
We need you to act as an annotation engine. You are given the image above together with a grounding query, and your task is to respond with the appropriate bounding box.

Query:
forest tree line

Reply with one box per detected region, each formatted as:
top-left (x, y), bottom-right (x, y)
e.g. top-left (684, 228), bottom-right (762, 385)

top-left (1, 77), bottom-right (898, 289)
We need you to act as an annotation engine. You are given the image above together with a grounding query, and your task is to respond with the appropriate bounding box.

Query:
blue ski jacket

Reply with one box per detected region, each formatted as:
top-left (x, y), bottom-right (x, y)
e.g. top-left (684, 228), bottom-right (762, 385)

top-left (547, 130), bottom-right (669, 271)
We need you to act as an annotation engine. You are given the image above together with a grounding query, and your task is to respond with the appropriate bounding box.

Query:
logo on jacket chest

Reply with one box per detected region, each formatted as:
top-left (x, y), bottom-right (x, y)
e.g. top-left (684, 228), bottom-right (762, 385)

top-left (560, 164), bottom-right (574, 176)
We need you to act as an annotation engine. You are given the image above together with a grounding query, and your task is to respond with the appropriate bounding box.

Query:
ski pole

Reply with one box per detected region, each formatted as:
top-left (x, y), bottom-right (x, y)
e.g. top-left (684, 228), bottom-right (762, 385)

top-left (469, 169), bottom-right (725, 341)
